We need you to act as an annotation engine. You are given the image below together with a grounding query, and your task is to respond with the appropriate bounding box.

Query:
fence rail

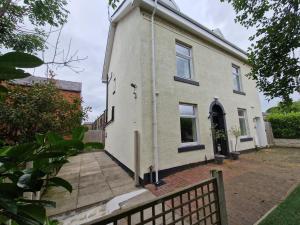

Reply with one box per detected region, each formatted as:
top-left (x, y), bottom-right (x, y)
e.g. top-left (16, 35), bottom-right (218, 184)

top-left (87, 170), bottom-right (227, 225)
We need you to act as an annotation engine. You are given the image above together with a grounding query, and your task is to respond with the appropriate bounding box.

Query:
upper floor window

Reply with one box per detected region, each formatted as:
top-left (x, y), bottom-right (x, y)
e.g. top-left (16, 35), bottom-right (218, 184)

top-left (176, 42), bottom-right (192, 79)
top-left (179, 104), bottom-right (198, 145)
top-left (238, 108), bottom-right (249, 136)
top-left (232, 65), bottom-right (242, 92)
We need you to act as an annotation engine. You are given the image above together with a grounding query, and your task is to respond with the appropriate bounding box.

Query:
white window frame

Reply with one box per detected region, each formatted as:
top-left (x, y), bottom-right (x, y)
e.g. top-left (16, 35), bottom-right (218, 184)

top-left (176, 42), bottom-right (193, 80)
top-left (238, 108), bottom-right (250, 137)
top-left (232, 64), bottom-right (243, 92)
top-left (179, 103), bottom-right (199, 146)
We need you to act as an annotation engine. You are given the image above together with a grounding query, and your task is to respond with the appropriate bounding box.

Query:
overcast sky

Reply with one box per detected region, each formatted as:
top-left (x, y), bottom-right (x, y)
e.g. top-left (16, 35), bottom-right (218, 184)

top-left (39, 0), bottom-right (298, 122)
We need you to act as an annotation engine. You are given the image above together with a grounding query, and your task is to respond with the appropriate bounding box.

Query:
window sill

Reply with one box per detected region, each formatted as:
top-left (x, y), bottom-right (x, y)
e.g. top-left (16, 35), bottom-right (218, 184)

top-left (174, 76), bottom-right (199, 86)
top-left (240, 137), bottom-right (253, 142)
top-left (233, 90), bottom-right (246, 95)
top-left (178, 144), bottom-right (205, 153)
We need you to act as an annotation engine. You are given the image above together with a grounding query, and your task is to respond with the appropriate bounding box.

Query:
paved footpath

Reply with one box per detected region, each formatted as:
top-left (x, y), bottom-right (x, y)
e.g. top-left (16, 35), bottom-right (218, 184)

top-left (146, 148), bottom-right (300, 225)
top-left (43, 151), bottom-right (140, 216)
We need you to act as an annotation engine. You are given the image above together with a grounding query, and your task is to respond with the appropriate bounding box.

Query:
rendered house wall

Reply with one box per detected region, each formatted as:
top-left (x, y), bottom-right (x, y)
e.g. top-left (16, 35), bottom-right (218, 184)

top-left (105, 8), bottom-right (268, 179)
top-left (138, 12), bottom-right (267, 174)
top-left (105, 8), bottom-right (144, 173)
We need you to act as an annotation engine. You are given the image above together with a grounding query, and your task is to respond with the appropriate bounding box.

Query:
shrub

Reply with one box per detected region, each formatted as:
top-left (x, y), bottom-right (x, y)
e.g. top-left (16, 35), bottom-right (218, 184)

top-left (84, 142), bottom-right (105, 150)
top-left (267, 113), bottom-right (300, 139)
top-left (0, 81), bottom-right (89, 144)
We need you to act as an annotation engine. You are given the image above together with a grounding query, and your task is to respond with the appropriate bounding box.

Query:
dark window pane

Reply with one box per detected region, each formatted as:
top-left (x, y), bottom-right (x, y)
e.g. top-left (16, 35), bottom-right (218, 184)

top-left (180, 117), bottom-right (197, 143)
top-left (239, 118), bottom-right (247, 136)
top-left (238, 109), bottom-right (244, 117)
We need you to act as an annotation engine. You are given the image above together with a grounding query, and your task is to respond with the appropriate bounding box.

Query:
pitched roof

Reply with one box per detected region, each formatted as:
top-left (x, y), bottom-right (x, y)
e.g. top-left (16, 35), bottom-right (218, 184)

top-left (12, 76), bottom-right (82, 93)
top-left (102, 0), bottom-right (248, 82)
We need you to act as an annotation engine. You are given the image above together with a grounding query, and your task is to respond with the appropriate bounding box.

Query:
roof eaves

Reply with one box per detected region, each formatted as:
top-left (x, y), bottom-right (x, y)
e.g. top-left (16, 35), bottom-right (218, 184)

top-left (156, 0), bottom-right (247, 55)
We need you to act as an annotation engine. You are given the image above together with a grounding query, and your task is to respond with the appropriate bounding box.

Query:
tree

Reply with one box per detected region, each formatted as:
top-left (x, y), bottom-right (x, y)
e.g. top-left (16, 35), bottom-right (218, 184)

top-left (221, 0), bottom-right (300, 103)
top-left (0, 81), bottom-right (88, 144)
top-left (230, 126), bottom-right (241, 152)
top-left (108, 0), bottom-right (121, 9)
top-left (267, 100), bottom-right (300, 114)
top-left (0, 0), bottom-right (68, 53)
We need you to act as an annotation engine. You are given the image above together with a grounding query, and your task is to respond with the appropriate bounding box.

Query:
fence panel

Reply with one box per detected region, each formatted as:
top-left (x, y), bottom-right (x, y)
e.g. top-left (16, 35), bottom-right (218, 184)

top-left (87, 170), bottom-right (227, 225)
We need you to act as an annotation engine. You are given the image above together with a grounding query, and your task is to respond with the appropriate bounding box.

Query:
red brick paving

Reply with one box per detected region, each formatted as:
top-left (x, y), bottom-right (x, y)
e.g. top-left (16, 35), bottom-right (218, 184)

top-left (146, 148), bottom-right (300, 225)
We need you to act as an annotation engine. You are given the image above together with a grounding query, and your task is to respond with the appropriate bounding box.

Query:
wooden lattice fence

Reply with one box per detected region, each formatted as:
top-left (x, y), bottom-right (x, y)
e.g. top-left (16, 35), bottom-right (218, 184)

top-left (87, 170), bottom-right (228, 225)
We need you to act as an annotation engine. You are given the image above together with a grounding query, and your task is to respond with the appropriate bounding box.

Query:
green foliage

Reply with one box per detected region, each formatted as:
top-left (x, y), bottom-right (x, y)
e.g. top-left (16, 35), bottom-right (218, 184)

top-left (259, 185), bottom-right (300, 225)
top-left (267, 101), bottom-right (300, 114)
top-left (0, 81), bottom-right (88, 144)
top-left (267, 113), bottom-right (300, 139)
top-left (221, 0), bottom-right (300, 102)
top-left (0, 0), bottom-right (68, 53)
top-left (108, 0), bottom-right (121, 9)
top-left (0, 52), bottom-right (43, 95)
top-left (214, 130), bottom-right (227, 141)
top-left (0, 129), bottom-right (85, 225)
top-left (0, 52), bottom-right (44, 69)
top-left (230, 126), bottom-right (241, 138)
top-left (84, 142), bottom-right (105, 150)
top-left (230, 126), bottom-right (241, 151)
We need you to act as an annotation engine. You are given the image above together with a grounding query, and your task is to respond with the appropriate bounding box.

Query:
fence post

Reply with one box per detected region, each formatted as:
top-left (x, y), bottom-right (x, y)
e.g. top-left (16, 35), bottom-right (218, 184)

top-left (134, 130), bottom-right (140, 187)
top-left (211, 170), bottom-right (228, 225)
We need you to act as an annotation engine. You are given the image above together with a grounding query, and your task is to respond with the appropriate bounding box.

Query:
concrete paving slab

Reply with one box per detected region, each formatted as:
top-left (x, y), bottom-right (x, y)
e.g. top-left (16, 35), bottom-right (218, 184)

top-left (111, 182), bottom-right (139, 196)
top-left (44, 190), bottom-right (78, 216)
top-left (77, 189), bottom-right (113, 208)
top-left (43, 151), bottom-right (142, 217)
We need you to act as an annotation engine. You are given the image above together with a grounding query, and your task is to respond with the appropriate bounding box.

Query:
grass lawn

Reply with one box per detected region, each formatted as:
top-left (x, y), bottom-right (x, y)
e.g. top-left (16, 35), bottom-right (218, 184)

top-left (259, 185), bottom-right (300, 225)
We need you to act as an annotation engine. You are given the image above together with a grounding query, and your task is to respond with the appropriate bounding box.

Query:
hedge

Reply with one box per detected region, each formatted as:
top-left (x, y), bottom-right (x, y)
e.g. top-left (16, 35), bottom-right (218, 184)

top-left (267, 112), bottom-right (300, 139)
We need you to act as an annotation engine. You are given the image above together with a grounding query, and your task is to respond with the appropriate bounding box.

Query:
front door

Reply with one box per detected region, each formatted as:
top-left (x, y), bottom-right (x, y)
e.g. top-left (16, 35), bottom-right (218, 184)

top-left (211, 104), bottom-right (229, 156)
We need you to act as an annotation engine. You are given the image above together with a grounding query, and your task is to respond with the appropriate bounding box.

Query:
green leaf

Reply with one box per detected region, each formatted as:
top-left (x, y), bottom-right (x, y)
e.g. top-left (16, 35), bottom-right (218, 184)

top-left (84, 142), bottom-right (104, 150)
top-left (0, 196), bottom-right (18, 214)
top-left (0, 184), bottom-right (21, 198)
top-left (35, 134), bottom-right (45, 145)
top-left (0, 67), bottom-right (31, 80)
top-left (35, 152), bottom-right (65, 159)
top-left (48, 177), bottom-right (72, 193)
top-left (46, 132), bottom-right (63, 144)
top-left (3, 210), bottom-right (40, 225)
top-left (0, 85), bottom-right (8, 93)
top-left (0, 52), bottom-right (44, 68)
top-left (0, 144), bottom-right (36, 163)
top-left (46, 218), bottom-right (59, 225)
top-left (72, 127), bottom-right (85, 141)
top-left (18, 204), bottom-right (46, 224)
top-left (0, 146), bottom-right (12, 156)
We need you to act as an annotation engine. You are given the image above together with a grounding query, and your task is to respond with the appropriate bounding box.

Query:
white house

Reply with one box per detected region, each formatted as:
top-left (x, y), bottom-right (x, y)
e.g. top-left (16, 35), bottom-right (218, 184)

top-left (102, 0), bottom-right (268, 184)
